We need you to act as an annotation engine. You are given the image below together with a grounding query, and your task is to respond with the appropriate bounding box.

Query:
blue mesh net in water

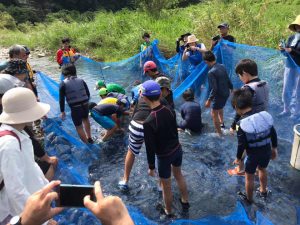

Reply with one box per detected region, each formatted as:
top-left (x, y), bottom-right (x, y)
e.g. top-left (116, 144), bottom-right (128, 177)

top-left (36, 39), bottom-right (300, 225)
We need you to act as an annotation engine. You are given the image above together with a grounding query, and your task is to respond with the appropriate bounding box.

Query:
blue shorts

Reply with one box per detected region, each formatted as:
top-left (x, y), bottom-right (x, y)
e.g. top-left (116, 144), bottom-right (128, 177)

top-left (245, 151), bottom-right (271, 174)
top-left (91, 110), bottom-right (116, 130)
top-left (212, 97), bottom-right (228, 110)
top-left (157, 147), bottom-right (183, 179)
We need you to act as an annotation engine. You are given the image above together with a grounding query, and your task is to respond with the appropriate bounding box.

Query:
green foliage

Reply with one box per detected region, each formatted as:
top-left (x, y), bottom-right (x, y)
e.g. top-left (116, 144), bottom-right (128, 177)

top-left (0, 12), bottom-right (17, 30)
top-left (6, 6), bottom-right (41, 24)
top-left (0, 0), bottom-right (298, 61)
top-left (135, 0), bottom-right (180, 18)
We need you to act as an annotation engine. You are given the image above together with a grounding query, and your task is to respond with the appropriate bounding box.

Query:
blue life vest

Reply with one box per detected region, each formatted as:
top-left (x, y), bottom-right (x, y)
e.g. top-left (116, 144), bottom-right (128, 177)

top-left (239, 111), bottom-right (273, 148)
top-left (64, 76), bottom-right (89, 105)
top-left (243, 81), bottom-right (269, 113)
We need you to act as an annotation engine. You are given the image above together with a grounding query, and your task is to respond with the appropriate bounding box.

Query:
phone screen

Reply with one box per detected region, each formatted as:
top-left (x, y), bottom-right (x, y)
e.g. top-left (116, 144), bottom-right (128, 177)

top-left (56, 184), bottom-right (96, 207)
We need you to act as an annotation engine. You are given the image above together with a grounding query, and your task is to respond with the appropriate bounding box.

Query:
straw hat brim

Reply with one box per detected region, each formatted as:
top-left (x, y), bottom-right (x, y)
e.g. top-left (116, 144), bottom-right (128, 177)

top-left (187, 38), bottom-right (199, 44)
top-left (0, 102), bottom-right (50, 124)
top-left (288, 16), bottom-right (300, 32)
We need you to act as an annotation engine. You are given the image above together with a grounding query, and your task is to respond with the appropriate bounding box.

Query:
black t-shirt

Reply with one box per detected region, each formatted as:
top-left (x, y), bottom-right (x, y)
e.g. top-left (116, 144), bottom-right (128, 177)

top-left (212, 35), bottom-right (236, 49)
top-left (93, 104), bottom-right (124, 118)
top-left (143, 104), bottom-right (180, 169)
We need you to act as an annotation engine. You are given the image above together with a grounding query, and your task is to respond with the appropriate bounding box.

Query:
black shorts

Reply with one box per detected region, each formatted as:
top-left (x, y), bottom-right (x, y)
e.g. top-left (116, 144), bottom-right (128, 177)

top-left (70, 102), bottom-right (89, 127)
top-left (245, 151), bottom-right (271, 174)
top-left (212, 97), bottom-right (228, 110)
top-left (157, 147), bottom-right (183, 179)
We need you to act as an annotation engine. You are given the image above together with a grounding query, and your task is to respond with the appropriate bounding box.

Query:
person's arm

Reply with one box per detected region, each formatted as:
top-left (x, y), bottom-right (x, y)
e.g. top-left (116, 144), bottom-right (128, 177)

top-left (59, 82), bottom-right (66, 119)
top-left (83, 81), bottom-right (90, 99)
top-left (84, 181), bottom-right (134, 225)
top-left (207, 72), bottom-right (217, 101)
top-left (17, 181), bottom-right (63, 225)
top-left (236, 127), bottom-right (247, 159)
top-left (270, 126), bottom-right (278, 160)
top-left (176, 39), bottom-right (180, 53)
top-left (0, 138), bottom-right (32, 213)
top-left (182, 48), bottom-right (189, 61)
top-left (143, 121), bottom-right (157, 170)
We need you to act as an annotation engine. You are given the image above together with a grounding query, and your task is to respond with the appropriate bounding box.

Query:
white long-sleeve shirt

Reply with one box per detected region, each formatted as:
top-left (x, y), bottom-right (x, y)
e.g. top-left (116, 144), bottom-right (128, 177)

top-left (0, 124), bottom-right (48, 221)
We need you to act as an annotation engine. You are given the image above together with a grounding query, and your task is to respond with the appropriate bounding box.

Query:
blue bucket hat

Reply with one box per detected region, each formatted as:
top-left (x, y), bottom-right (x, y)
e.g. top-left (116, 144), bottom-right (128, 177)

top-left (140, 80), bottom-right (161, 97)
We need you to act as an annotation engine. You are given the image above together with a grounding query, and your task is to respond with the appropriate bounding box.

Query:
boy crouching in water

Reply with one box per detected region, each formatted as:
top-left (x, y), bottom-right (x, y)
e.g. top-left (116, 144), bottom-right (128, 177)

top-left (231, 89), bottom-right (277, 203)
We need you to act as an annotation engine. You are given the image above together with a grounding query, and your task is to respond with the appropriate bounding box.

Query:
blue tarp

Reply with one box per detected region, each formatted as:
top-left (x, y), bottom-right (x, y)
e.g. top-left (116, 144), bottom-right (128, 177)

top-left (36, 39), bottom-right (300, 225)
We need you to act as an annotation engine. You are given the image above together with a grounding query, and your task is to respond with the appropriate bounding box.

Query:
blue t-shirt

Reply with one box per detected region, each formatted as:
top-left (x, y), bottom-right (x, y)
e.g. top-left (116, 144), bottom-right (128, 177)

top-left (186, 43), bottom-right (205, 66)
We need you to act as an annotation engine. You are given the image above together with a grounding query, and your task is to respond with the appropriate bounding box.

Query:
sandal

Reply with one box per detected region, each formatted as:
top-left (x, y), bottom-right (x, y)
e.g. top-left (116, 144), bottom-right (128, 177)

top-left (256, 187), bottom-right (271, 199)
top-left (179, 198), bottom-right (190, 210)
top-left (237, 191), bottom-right (253, 205)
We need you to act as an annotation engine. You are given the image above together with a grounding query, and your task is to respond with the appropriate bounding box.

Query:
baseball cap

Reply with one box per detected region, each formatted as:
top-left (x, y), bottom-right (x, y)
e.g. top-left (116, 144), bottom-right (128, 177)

top-left (143, 61), bottom-right (157, 74)
top-left (155, 76), bottom-right (171, 89)
top-left (217, 23), bottom-right (229, 29)
top-left (99, 88), bottom-right (108, 96)
top-left (140, 80), bottom-right (161, 97)
top-left (95, 80), bottom-right (105, 90)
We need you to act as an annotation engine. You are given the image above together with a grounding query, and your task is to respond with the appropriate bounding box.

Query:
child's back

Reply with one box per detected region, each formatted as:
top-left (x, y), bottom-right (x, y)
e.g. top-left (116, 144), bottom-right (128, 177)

top-left (179, 101), bottom-right (202, 133)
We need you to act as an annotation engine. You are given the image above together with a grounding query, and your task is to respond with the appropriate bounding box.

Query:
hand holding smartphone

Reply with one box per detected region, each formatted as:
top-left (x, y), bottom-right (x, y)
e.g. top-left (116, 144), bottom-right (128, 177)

top-left (56, 184), bottom-right (96, 207)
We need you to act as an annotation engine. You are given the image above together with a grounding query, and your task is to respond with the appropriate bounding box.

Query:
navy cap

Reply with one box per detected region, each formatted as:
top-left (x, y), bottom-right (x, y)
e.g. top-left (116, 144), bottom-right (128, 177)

top-left (217, 23), bottom-right (229, 29)
top-left (140, 80), bottom-right (161, 97)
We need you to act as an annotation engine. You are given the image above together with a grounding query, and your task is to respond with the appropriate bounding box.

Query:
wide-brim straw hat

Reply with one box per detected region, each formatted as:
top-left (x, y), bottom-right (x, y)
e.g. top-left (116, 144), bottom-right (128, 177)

top-left (0, 87), bottom-right (50, 124)
top-left (187, 34), bottom-right (199, 44)
top-left (288, 15), bottom-right (300, 32)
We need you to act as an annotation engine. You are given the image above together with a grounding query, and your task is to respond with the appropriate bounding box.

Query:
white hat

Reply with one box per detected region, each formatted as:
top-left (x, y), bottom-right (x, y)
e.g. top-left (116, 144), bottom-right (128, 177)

top-left (0, 87), bottom-right (50, 124)
top-left (0, 74), bottom-right (25, 94)
top-left (186, 34), bottom-right (199, 44)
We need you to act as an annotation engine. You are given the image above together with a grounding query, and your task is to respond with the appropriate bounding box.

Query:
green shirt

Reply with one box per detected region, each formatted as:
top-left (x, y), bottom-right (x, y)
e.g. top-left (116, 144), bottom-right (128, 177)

top-left (107, 83), bottom-right (126, 94)
top-left (140, 42), bottom-right (151, 52)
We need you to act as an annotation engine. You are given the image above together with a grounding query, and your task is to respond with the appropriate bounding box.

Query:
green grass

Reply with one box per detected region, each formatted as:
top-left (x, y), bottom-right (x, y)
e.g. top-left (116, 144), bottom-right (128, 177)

top-left (0, 0), bottom-right (298, 61)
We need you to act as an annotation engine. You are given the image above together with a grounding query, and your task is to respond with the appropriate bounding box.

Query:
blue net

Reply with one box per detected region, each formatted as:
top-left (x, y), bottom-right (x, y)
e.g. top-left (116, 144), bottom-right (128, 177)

top-left (35, 39), bottom-right (300, 225)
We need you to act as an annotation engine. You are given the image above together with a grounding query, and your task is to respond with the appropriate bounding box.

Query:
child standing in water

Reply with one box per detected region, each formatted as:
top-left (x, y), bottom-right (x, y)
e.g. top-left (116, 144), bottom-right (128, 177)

top-left (231, 89), bottom-right (277, 204)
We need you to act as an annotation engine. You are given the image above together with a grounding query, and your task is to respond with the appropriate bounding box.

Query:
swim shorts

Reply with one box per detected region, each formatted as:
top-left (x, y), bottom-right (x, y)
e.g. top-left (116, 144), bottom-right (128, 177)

top-left (70, 102), bottom-right (89, 127)
top-left (157, 147), bottom-right (183, 179)
top-left (211, 97), bottom-right (228, 110)
top-left (245, 150), bottom-right (271, 174)
top-left (90, 110), bottom-right (116, 130)
top-left (128, 120), bottom-right (144, 155)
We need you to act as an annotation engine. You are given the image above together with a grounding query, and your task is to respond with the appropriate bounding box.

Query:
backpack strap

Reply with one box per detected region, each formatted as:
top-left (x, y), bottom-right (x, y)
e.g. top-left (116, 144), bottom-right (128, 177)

top-left (0, 130), bottom-right (21, 150)
top-left (0, 130), bottom-right (22, 191)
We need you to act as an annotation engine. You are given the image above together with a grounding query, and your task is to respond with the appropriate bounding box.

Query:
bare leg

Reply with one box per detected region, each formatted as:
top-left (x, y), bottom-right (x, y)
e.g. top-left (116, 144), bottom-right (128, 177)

top-left (211, 109), bottom-right (222, 135)
top-left (258, 167), bottom-right (268, 193)
top-left (76, 125), bottom-right (88, 143)
top-left (82, 118), bottom-right (92, 139)
top-left (160, 178), bottom-right (173, 214)
top-left (122, 149), bottom-right (136, 183)
top-left (172, 166), bottom-right (189, 203)
top-left (218, 109), bottom-right (224, 124)
top-left (102, 126), bottom-right (118, 141)
top-left (245, 173), bottom-right (255, 202)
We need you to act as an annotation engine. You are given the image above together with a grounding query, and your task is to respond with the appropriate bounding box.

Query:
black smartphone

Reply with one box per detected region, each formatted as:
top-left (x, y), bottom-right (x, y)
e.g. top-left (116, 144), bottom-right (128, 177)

top-left (56, 184), bottom-right (96, 207)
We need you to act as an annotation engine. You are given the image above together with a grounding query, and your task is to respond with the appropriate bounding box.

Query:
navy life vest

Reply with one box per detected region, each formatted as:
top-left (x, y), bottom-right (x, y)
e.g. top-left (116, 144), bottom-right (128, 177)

top-left (243, 80), bottom-right (269, 113)
top-left (64, 76), bottom-right (89, 105)
top-left (239, 111), bottom-right (273, 148)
